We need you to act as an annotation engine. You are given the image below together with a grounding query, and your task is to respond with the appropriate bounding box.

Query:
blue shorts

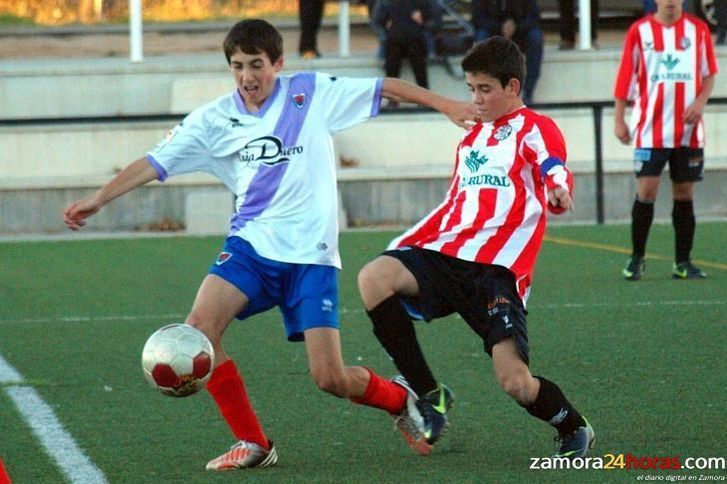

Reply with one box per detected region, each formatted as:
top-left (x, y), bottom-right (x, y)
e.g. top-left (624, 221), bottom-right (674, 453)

top-left (209, 237), bottom-right (339, 342)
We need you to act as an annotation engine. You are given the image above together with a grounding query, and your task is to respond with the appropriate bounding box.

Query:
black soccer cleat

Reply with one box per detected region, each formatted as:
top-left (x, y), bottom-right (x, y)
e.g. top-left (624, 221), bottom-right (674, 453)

top-left (416, 383), bottom-right (454, 445)
top-left (623, 256), bottom-right (645, 281)
top-left (672, 261), bottom-right (707, 280)
top-left (553, 418), bottom-right (595, 459)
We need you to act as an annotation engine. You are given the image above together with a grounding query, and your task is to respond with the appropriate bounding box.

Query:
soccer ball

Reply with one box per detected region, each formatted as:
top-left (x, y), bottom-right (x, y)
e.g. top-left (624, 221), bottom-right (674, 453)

top-left (141, 324), bottom-right (215, 397)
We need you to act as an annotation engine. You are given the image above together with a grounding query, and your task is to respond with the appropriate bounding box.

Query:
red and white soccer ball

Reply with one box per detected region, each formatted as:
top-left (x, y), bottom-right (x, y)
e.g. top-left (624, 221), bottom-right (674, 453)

top-left (141, 324), bottom-right (215, 397)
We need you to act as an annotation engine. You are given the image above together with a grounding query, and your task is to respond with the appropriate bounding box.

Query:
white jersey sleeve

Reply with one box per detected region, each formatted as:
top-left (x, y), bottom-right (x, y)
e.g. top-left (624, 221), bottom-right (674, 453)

top-left (145, 108), bottom-right (212, 180)
top-left (314, 73), bottom-right (383, 133)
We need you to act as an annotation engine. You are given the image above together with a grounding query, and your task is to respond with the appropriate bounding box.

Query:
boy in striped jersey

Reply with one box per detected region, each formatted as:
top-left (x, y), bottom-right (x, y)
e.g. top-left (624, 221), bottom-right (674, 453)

top-left (358, 36), bottom-right (594, 458)
top-left (614, 0), bottom-right (718, 281)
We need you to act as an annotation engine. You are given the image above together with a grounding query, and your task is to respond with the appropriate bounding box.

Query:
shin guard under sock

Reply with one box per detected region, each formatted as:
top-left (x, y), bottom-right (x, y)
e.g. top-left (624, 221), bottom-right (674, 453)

top-left (672, 199), bottom-right (695, 263)
top-left (525, 376), bottom-right (585, 435)
top-left (206, 359), bottom-right (269, 448)
top-left (350, 367), bottom-right (408, 414)
top-left (367, 295), bottom-right (437, 396)
top-left (631, 198), bottom-right (654, 258)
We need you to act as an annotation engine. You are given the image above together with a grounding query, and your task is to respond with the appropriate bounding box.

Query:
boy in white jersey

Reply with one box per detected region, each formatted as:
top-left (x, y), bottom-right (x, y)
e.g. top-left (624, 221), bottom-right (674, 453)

top-left (614, 0), bottom-right (718, 281)
top-left (62, 19), bottom-right (475, 471)
top-left (357, 37), bottom-right (594, 458)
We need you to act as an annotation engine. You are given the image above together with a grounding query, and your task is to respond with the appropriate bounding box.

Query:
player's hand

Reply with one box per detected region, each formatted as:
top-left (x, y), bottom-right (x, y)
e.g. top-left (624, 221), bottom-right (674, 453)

top-left (614, 119), bottom-right (631, 145)
top-left (683, 102), bottom-right (705, 125)
top-left (445, 101), bottom-right (478, 129)
top-left (547, 186), bottom-right (573, 214)
top-left (63, 197), bottom-right (102, 231)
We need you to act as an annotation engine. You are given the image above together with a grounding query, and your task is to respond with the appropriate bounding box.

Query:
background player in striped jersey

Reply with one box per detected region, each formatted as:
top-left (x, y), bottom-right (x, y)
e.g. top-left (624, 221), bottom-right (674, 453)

top-left (62, 19), bottom-right (475, 471)
top-left (357, 36), bottom-right (594, 458)
top-left (614, 0), bottom-right (718, 281)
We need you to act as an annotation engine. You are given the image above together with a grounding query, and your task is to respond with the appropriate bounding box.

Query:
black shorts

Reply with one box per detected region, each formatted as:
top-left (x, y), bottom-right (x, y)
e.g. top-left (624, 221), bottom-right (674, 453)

top-left (633, 148), bottom-right (704, 182)
top-left (383, 247), bottom-right (530, 364)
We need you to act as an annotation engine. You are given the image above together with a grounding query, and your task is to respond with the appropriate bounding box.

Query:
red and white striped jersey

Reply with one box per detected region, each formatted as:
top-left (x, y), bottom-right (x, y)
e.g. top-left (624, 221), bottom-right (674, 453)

top-left (614, 14), bottom-right (718, 149)
top-left (389, 107), bottom-right (574, 303)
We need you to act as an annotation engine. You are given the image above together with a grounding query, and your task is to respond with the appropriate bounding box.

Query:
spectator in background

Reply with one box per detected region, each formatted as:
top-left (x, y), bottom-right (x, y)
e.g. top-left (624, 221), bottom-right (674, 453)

top-left (299, 0), bottom-right (325, 59)
top-left (470, 0), bottom-right (543, 105)
top-left (374, 0), bottom-right (442, 91)
top-left (556, 0), bottom-right (599, 50)
top-left (716, 0), bottom-right (727, 45)
top-left (368, 0), bottom-right (387, 59)
top-left (646, 1), bottom-right (701, 15)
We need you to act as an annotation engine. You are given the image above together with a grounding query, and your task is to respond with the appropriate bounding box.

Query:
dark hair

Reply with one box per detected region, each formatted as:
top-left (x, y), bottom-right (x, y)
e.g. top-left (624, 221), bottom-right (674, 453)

top-left (461, 36), bottom-right (525, 89)
top-left (223, 19), bottom-right (283, 64)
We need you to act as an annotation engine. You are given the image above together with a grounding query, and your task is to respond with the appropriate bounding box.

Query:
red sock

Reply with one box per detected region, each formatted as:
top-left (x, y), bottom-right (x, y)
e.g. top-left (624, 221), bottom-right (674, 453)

top-left (0, 458), bottom-right (11, 484)
top-left (206, 359), bottom-right (269, 449)
top-left (351, 368), bottom-right (407, 414)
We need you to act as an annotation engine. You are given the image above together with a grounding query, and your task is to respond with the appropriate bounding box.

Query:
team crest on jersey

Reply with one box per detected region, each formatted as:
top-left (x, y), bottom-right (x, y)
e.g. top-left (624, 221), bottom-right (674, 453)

top-left (215, 252), bottom-right (232, 265)
top-left (292, 93), bottom-right (306, 108)
top-left (680, 37), bottom-right (691, 50)
top-left (494, 125), bottom-right (513, 141)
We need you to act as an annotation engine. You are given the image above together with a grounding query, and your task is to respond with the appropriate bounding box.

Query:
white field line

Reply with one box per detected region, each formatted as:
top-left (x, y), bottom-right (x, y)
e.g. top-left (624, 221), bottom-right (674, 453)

top-left (0, 354), bottom-right (108, 484)
top-left (0, 299), bottom-right (724, 326)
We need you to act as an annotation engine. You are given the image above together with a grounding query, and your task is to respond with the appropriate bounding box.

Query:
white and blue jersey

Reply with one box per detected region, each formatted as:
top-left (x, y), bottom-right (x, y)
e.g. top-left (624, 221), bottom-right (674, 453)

top-left (147, 72), bottom-right (383, 268)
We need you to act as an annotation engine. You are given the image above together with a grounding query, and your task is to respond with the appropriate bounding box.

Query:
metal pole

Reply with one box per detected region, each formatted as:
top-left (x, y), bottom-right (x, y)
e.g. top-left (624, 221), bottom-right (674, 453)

top-left (593, 105), bottom-right (604, 224)
top-left (129, 0), bottom-right (144, 63)
top-left (578, 0), bottom-right (592, 50)
top-left (338, 0), bottom-right (350, 57)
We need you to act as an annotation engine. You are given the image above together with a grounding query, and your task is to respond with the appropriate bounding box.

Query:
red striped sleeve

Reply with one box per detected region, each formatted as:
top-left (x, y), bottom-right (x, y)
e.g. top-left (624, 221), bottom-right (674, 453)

top-left (614, 23), bottom-right (642, 100)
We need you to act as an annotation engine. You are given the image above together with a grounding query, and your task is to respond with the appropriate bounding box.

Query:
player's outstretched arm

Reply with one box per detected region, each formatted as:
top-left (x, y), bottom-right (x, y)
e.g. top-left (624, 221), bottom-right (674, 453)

top-left (381, 77), bottom-right (476, 129)
top-left (63, 157), bottom-right (158, 231)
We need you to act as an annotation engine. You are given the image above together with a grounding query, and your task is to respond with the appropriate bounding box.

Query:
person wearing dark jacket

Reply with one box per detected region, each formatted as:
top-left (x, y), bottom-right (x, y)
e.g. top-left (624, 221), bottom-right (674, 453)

top-left (299, 0), bottom-right (325, 59)
top-left (556, 0), bottom-right (599, 50)
top-left (470, 0), bottom-right (543, 105)
top-left (716, 0), bottom-right (727, 45)
top-left (374, 0), bottom-right (442, 89)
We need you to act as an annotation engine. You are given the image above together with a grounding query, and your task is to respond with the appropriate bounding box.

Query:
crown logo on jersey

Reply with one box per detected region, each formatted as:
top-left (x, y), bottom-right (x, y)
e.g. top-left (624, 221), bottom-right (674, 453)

top-left (494, 125), bottom-right (513, 141)
top-left (464, 149), bottom-right (488, 173)
top-left (292, 93), bottom-right (306, 108)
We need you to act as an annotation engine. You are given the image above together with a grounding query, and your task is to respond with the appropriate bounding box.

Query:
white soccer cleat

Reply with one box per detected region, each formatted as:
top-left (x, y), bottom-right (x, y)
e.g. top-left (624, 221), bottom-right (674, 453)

top-left (205, 440), bottom-right (278, 471)
top-left (390, 375), bottom-right (432, 456)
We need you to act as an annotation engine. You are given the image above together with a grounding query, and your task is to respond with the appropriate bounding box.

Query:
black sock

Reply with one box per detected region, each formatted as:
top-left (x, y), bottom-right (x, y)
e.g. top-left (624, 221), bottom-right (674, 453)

top-left (672, 199), bottom-right (695, 264)
top-left (525, 376), bottom-right (585, 435)
top-left (367, 296), bottom-right (437, 396)
top-left (631, 198), bottom-right (654, 258)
